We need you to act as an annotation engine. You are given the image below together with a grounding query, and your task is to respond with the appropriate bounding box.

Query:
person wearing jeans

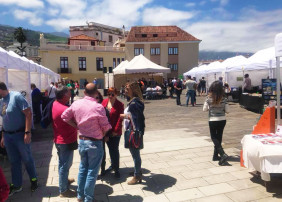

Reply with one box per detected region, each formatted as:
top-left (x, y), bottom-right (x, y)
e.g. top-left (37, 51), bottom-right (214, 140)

top-left (184, 75), bottom-right (196, 106)
top-left (77, 140), bottom-right (103, 201)
top-left (62, 83), bottom-right (111, 202)
top-left (0, 82), bottom-right (38, 196)
top-left (52, 86), bottom-right (77, 197)
top-left (186, 90), bottom-right (196, 106)
top-left (121, 82), bottom-right (145, 185)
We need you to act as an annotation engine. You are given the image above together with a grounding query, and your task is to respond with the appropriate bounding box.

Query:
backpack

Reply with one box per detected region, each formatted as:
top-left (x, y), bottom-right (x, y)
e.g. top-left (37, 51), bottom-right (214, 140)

top-left (40, 98), bottom-right (55, 129)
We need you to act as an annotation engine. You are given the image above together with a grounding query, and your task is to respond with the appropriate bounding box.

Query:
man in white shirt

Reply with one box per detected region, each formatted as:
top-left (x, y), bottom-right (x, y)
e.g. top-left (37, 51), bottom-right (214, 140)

top-left (184, 75), bottom-right (197, 107)
top-left (47, 82), bottom-right (57, 100)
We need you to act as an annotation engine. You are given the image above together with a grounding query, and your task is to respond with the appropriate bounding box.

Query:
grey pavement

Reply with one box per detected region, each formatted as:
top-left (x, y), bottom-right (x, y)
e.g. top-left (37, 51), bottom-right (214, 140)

top-left (1, 93), bottom-right (282, 202)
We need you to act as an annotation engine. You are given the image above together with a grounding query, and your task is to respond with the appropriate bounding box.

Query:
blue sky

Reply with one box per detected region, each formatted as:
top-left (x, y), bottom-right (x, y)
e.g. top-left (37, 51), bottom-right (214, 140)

top-left (0, 0), bottom-right (281, 52)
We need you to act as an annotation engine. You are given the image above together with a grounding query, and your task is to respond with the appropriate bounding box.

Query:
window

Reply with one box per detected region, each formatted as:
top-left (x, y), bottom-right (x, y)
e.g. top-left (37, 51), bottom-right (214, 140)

top-left (151, 48), bottom-right (160, 55)
top-left (168, 47), bottom-right (178, 55)
top-left (78, 57), bottom-right (86, 71)
top-left (117, 58), bottom-right (120, 65)
top-left (113, 58), bottom-right (116, 68)
top-left (134, 48), bottom-right (144, 56)
top-left (142, 34), bottom-right (147, 38)
top-left (60, 57), bottom-right (68, 68)
top-left (91, 41), bottom-right (95, 46)
top-left (156, 48), bottom-right (160, 55)
top-left (122, 58), bottom-right (125, 61)
top-left (153, 34), bottom-right (158, 37)
top-left (169, 64), bottom-right (178, 71)
top-left (96, 57), bottom-right (103, 71)
top-left (109, 35), bottom-right (113, 42)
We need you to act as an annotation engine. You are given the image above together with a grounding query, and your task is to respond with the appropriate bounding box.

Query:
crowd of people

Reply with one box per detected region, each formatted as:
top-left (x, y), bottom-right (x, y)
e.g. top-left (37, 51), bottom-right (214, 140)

top-left (0, 73), bottom-right (252, 201)
top-left (0, 79), bottom-right (145, 202)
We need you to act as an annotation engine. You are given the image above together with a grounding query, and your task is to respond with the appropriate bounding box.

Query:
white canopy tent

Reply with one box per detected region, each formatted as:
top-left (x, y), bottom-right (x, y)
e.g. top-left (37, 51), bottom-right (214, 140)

top-left (113, 60), bottom-right (129, 75)
top-left (113, 54), bottom-right (171, 74)
top-left (0, 47), bottom-right (60, 104)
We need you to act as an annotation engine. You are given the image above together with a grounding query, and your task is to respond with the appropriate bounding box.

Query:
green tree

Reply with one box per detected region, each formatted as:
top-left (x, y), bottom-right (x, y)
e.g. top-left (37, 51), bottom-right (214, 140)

top-left (14, 27), bottom-right (26, 56)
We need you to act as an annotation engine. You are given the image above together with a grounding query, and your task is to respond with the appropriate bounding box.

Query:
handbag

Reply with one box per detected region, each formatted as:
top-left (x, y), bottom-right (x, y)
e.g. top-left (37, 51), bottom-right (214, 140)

top-left (124, 120), bottom-right (143, 149)
top-left (67, 140), bottom-right (78, 150)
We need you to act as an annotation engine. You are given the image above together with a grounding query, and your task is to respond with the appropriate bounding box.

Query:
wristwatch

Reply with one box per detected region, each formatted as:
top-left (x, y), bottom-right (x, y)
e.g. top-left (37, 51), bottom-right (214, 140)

top-left (25, 131), bottom-right (31, 134)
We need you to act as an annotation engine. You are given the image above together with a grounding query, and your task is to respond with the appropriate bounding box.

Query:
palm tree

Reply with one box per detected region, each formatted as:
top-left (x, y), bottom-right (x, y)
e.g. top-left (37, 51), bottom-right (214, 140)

top-left (14, 27), bottom-right (26, 56)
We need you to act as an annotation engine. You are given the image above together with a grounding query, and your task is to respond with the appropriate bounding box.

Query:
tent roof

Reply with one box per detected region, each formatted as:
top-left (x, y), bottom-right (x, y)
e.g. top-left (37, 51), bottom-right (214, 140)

top-left (113, 60), bottom-right (129, 74)
top-left (114, 54), bottom-right (170, 74)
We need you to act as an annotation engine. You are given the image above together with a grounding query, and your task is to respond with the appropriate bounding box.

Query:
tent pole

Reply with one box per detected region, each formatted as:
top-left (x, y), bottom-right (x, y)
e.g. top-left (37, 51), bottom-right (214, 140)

top-left (276, 56), bottom-right (281, 127)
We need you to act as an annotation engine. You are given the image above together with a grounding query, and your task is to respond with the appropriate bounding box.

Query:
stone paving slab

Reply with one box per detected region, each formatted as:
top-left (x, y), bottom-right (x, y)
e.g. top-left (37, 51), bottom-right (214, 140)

top-left (1, 95), bottom-right (281, 202)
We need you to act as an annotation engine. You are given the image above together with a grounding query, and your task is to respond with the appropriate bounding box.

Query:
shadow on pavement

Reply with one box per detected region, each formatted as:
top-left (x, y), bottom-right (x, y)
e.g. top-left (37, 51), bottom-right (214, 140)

top-left (142, 173), bottom-right (177, 194)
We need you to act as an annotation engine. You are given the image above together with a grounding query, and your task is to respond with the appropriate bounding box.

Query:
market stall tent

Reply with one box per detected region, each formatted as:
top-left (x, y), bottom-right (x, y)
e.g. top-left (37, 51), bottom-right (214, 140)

top-left (113, 55), bottom-right (170, 90)
top-left (114, 54), bottom-right (171, 74)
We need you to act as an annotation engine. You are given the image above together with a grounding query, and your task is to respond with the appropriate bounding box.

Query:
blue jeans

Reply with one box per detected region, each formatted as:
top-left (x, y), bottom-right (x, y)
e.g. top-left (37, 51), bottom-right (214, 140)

top-left (55, 144), bottom-right (74, 193)
top-left (129, 148), bottom-right (142, 177)
top-left (186, 90), bottom-right (196, 106)
top-left (77, 140), bottom-right (103, 202)
top-left (4, 132), bottom-right (37, 187)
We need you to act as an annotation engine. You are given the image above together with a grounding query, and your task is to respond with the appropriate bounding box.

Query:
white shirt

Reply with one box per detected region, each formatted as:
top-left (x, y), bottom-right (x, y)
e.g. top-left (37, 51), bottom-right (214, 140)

top-left (47, 85), bottom-right (56, 98)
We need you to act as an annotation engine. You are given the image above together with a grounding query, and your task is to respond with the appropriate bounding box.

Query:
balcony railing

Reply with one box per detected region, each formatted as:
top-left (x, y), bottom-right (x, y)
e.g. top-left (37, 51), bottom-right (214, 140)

top-left (58, 68), bottom-right (72, 73)
top-left (41, 44), bottom-right (125, 52)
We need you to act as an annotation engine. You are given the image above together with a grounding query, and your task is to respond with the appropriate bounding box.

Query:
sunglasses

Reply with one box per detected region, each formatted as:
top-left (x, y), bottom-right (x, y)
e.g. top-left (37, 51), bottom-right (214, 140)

top-left (108, 93), bottom-right (115, 97)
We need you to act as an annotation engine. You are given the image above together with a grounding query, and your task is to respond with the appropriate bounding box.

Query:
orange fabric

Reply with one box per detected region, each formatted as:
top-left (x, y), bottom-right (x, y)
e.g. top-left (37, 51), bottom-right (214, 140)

top-left (252, 107), bottom-right (275, 134)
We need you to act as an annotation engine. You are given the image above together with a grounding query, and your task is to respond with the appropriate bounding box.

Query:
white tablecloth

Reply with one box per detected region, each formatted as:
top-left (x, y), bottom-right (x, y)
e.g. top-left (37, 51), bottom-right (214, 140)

top-left (241, 134), bottom-right (282, 181)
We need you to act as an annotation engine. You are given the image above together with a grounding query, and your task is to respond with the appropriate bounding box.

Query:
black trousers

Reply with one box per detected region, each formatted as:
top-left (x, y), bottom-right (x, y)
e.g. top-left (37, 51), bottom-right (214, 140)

top-left (176, 93), bottom-right (181, 105)
top-left (101, 136), bottom-right (121, 172)
top-left (209, 120), bottom-right (226, 149)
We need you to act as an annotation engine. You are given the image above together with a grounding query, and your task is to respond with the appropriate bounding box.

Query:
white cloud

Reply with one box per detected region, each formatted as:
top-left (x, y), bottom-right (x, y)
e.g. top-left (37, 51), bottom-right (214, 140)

top-left (142, 7), bottom-right (195, 26)
top-left (186, 9), bottom-right (282, 52)
top-left (46, 0), bottom-right (152, 31)
top-left (46, 0), bottom-right (86, 18)
top-left (13, 9), bottom-right (43, 26)
top-left (185, 2), bottom-right (196, 7)
top-left (48, 8), bottom-right (60, 16)
top-left (0, 0), bottom-right (44, 8)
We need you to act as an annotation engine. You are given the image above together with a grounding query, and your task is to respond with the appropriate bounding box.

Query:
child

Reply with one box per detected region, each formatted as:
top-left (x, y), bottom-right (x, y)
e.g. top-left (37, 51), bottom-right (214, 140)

top-left (203, 81), bottom-right (230, 165)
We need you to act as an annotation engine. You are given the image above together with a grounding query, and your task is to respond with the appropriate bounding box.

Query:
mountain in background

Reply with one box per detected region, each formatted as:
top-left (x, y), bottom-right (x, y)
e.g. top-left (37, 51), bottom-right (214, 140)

top-left (48, 32), bottom-right (69, 37)
top-left (199, 50), bottom-right (253, 61)
top-left (0, 24), bottom-right (68, 48)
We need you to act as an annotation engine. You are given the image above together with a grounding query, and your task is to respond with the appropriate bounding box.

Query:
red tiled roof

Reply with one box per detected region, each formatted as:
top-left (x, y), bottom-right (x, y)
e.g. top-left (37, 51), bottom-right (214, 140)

top-left (69, 34), bottom-right (99, 41)
top-left (126, 26), bottom-right (201, 43)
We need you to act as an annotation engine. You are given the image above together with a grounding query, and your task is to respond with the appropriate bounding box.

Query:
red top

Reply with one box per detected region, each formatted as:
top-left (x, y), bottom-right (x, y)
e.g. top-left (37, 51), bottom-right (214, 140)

top-left (0, 167), bottom-right (9, 202)
top-left (102, 98), bottom-right (124, 135)
top-left (52, 101), bottom-right (77, 144)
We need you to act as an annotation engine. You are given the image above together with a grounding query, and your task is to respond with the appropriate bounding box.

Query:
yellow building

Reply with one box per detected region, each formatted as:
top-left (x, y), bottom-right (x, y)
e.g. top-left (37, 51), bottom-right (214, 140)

top-left (39, 33), bottom-right (125, 88)
top-left (125, 26), bottom-right (201, 79)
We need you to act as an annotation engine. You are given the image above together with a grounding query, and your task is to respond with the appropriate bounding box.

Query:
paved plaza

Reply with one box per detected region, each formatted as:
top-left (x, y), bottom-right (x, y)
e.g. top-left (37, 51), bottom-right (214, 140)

top-left (1, 94), bottom-right (282, 202)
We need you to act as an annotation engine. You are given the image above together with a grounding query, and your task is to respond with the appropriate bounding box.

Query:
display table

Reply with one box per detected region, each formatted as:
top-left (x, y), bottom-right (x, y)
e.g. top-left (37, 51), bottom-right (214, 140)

top-left (240, 94), bottom-right (264, 113)
top-left (241, 134), bottom-right (282, 181)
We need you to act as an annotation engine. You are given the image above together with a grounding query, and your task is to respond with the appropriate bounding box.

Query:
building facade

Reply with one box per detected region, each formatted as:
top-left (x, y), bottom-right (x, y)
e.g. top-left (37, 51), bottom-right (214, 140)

top-left (125, 26), bottom-right (201, 78)
top-left (39, 34), bottom-right (125, 88)
top-left (69, 22), bottom-right (124, 47)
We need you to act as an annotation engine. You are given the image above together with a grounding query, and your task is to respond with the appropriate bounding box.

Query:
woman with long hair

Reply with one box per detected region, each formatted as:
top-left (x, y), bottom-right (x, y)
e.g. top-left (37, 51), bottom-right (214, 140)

top-left (203, 81), bottom-right (229, 166)
top-left (101, 87), bottom-right (124, 178)
top-left (120, 82), bottom-right (145, 185)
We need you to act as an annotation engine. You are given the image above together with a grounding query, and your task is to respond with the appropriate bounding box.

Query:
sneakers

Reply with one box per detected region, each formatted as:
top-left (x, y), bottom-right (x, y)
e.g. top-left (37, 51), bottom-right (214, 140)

top-left (31, 179), bottom-right (38, 192)
top-left (9, 184), bottom-right (23, 196)
top-left (60, 189), bottom-right (76, 198)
